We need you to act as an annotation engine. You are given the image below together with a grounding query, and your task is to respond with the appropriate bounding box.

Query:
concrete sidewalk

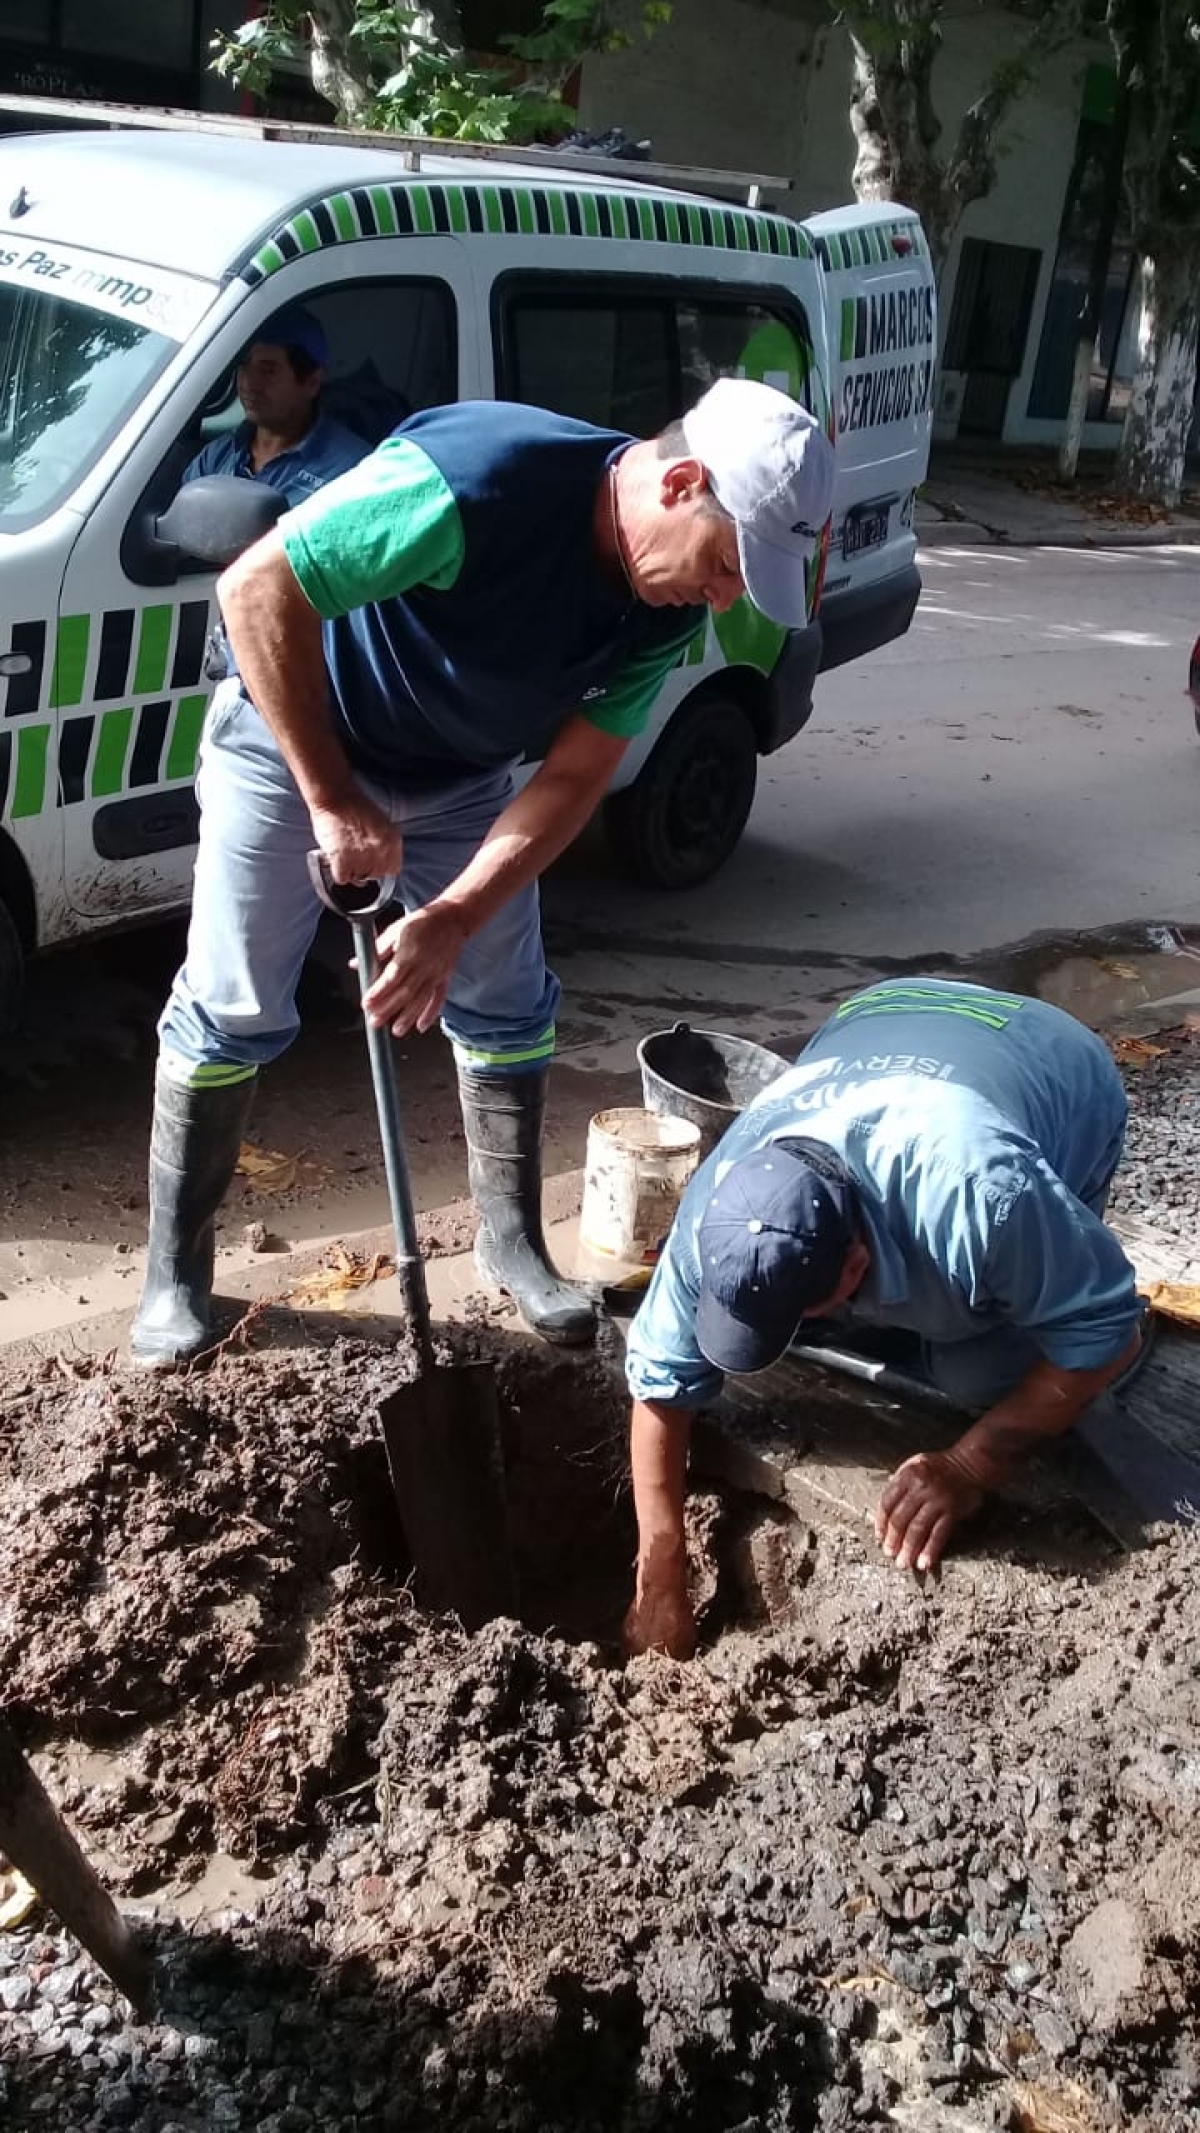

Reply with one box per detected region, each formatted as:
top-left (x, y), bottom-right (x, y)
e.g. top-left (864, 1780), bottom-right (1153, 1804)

top-left (917, 447), bottom-right (1200, 550)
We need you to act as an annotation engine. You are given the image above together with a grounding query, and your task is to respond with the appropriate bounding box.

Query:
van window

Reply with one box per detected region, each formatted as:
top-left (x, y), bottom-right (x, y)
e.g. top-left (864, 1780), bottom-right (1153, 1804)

top-left (494, 275), bottom-right (817, 433)
top-left (0, 285), bottom-right (173, 533)
top-left (503, 294), bottom-right (676, 435)
top-left (143, 276), bottom-right (459, 581)
top-left (192, 278), bottom-right (458, 457)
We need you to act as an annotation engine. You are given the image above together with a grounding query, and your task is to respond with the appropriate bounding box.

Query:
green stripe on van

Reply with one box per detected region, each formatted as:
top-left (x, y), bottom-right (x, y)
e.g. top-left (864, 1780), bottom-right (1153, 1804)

top-left (133, 607), bottom-right (172, 696)
top-left (11, 723), bottom-right (49, 817)
top-left (165, 693), bottom-right (208, 782)
top-left (295, 209), bottom-right (322, 253)
top-left (840, 298), bottom-right (855, 362)
top-left (370, 184), bottom-right (399, 235)
top-left (50, 615), bottom-right (89, 709)
top-left (91, 707), bottom-right (134, 797)
top-left (240, 180), bottom-right (812, 285)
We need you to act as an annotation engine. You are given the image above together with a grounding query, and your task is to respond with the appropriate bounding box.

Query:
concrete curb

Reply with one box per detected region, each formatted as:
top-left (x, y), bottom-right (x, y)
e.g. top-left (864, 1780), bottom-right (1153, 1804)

top-left (918, 516), bottom-right (1200, 551)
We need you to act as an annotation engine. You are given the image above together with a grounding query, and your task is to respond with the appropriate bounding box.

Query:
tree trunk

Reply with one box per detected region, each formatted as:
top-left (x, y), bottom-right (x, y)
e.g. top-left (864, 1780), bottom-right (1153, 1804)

top-left (309, 1), bottom-right (385, 124)
top-left (1059, 73), bottom-right (1132, 481)
top-left (1117, 243), bottom-right (1200, 506)
top-left (847, 28), bottom-right (958, 279)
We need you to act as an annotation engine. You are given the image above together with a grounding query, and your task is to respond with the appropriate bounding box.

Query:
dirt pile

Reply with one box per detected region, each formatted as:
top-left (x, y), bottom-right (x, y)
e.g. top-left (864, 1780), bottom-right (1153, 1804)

top-left (2, 1334), bottom-right (1199, 2131)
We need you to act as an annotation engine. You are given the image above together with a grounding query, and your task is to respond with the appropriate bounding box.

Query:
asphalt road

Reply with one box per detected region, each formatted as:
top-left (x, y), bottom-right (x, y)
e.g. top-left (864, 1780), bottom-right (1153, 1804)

top-left (548, 540), bottom-right (1200, 1064)
top-left (3, 541), bottom-right (1199, 1346)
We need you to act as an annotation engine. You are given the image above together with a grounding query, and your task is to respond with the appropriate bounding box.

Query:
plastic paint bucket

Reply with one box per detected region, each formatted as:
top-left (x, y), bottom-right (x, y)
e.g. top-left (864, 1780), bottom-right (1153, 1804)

top-left (580, 1108), bottom-right (702, 1265)
top-left (637, 1021), bottom-right (790, 1159)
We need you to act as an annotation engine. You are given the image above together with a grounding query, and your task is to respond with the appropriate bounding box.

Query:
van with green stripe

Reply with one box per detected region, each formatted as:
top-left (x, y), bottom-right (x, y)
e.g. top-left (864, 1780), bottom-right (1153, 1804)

top-left (0, 102), bottom-right (933, 1028)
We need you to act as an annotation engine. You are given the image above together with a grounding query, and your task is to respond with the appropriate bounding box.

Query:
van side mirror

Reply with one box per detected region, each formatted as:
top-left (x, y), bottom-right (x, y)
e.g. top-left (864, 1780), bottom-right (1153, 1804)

top-left (122, 472), bottom-right (287, 586)
top-left (154, 475), bottom-right (287, 568)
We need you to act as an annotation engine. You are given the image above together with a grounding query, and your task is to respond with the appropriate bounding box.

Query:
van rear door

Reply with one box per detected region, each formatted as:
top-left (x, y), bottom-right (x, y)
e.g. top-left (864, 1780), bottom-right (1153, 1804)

top-left (802, 203), bottom-right (935, 670)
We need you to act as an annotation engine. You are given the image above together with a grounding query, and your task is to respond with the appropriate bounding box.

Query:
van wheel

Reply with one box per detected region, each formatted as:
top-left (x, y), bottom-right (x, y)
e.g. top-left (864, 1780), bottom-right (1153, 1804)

top-left (0, 894), bottom-right (24, 1035)
top-left (604, 695), bottom-right (758, 890)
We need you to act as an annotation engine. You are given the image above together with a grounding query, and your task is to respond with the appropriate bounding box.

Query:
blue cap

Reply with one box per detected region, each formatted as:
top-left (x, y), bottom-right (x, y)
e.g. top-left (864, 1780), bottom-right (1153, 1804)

top-left (255, 306), bottom-right (328, 369)
top-left (695, 1138), bottom-right (856, 1375)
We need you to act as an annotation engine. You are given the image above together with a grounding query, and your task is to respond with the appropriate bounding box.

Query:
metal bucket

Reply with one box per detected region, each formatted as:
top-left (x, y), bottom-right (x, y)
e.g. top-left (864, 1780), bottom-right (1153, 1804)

top-left (637, 1021), bottom-right (790, 1159)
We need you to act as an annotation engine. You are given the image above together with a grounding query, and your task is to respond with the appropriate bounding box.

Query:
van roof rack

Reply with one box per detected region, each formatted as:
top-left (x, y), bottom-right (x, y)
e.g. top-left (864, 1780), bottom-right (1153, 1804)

top-left (0, 93), bottom-right (790, 209)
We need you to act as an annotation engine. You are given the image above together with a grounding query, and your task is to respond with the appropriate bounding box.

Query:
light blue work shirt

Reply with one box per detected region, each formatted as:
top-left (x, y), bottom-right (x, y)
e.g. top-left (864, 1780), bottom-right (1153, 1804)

top-left (183, 414), bottom-right (368, 506)
top-left (625, 977), bottom-right (1140, 1408)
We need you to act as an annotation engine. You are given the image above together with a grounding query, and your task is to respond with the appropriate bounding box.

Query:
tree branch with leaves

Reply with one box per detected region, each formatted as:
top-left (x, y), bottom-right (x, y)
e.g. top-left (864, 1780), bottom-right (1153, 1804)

top-left (838, 0), bottom-right (1087, 279)
top-left (212, 0), bottom-right (669, 145)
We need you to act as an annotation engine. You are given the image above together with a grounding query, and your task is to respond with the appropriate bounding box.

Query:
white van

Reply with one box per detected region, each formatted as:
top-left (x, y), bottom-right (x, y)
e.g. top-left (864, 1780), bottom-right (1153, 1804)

top-left (0, 103), bottom-right (935, 1029)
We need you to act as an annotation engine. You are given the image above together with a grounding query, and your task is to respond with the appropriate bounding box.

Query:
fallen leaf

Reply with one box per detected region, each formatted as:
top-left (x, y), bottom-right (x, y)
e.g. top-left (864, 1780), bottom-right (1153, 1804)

top-left (1110, 1035), bottom-right (1169, 1065)
top-left (1011, 2078), bottom-right (1102, 2132)
top-left (288, 1244), bottom-right (396, 1308)
top-left (1142, 1279), bottom-right (1200, 1330)
top-left (236, 1142), bottom-right (332, 1196)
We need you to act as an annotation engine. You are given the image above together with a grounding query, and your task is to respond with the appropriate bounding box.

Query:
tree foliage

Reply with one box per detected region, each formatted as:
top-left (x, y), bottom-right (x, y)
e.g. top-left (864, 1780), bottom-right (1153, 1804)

top-left (211, 0), bottom-right (669, 143)
top-left (836, 0), bottom-right (1088, 277)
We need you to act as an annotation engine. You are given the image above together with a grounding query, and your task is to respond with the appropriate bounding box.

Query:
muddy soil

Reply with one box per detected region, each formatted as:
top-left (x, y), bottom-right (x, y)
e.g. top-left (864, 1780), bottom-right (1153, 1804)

top-left (2, 1286), bottom-right (1199, 2133)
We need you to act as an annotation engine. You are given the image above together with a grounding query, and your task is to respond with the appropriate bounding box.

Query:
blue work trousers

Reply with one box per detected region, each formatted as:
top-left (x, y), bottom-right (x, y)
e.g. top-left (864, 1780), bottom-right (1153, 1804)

top-left (158, 684), bottom-right (560, 1079)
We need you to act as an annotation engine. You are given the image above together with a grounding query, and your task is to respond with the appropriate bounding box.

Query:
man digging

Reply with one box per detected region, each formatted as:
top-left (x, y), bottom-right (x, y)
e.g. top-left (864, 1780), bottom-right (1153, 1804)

top-left (623, 976), bottom-right (1144, 1659)
top-left (131, 380), bottom-right (835, 1368)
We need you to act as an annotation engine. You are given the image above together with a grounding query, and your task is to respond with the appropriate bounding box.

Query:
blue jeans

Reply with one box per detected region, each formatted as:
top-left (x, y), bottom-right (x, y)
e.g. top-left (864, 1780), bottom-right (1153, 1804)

top-left (159, 684), bottom-right (560, 1078)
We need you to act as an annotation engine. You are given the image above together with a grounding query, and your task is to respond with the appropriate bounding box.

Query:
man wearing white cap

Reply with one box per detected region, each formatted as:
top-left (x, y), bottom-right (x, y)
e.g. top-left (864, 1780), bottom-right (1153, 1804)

top-left (133, 379), bottom-right (834, 1370)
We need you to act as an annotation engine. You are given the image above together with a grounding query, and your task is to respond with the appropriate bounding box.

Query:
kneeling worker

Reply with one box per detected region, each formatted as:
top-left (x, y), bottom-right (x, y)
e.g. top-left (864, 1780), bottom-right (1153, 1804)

top-left (623, 976), bottom-right (1143, 1659)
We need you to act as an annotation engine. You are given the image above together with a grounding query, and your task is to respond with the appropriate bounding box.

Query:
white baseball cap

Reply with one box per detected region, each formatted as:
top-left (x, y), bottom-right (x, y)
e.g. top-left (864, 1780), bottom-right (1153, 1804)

top-left (681, 377), bottom-right (835, 626)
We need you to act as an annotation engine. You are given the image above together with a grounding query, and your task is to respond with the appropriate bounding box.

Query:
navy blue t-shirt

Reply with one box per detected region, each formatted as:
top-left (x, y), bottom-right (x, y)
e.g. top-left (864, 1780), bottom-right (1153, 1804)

top-left (279, 401), bottom-right (705, 783)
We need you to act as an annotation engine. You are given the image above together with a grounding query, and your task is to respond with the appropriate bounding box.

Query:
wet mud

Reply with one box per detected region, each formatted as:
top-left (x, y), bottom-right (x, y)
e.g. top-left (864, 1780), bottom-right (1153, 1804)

top-left (2, 1315), bottom-right (1199, 2132)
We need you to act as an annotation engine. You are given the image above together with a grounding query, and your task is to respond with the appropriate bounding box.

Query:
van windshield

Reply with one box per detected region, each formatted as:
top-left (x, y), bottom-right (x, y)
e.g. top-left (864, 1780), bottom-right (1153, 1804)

top-left (0, 283), bottom-right (173, 533)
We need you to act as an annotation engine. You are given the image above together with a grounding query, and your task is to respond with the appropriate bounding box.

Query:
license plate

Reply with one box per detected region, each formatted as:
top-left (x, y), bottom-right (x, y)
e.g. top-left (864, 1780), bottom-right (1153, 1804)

top-left (843, 504), bottom-right (890, 558)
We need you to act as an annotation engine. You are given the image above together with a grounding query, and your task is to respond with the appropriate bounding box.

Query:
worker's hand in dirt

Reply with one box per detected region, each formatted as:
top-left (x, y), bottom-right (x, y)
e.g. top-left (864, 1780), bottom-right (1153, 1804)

top-left (311, 794), bottom-right (403, 889)
top-left (364, 902), bottom-right (470, 1035)
top-left (623, 1574), bottom-right (698, 1662)
top-left (875, 1449), bottom-right (987, 1574)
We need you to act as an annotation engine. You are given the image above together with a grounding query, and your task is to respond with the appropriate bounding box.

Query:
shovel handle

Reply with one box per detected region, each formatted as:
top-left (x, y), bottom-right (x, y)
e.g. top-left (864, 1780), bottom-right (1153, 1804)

top-left (308, 852), bottom-right (434, 1369)
top-left (306, 849), bottom-right (397, 918)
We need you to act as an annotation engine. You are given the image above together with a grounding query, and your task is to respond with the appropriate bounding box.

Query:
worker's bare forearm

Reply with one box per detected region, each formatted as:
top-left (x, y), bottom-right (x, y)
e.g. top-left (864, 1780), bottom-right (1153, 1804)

top-left (630, 1398), bottom-right (694, 1566)
top-left (431, 720), bottom-right (627, 941)
top-left (946, 1327), bottom-right (1142, 1490)
top-left (218, 535), bottom-right (356, 814)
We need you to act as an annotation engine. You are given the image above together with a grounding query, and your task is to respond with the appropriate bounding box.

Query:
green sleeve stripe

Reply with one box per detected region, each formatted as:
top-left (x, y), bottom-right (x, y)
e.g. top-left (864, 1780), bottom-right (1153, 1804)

top-left (583, 626), bottom-right (702, 739)
top-left (280, 437), bottom-right (465, 618)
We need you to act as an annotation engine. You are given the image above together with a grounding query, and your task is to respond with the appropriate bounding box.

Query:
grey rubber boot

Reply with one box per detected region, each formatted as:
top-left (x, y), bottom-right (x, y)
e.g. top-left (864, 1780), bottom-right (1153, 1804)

top-left (458, 1066), bottom-right (595, 1346)
top-left (130, 1065), bottom-right (258, 1369)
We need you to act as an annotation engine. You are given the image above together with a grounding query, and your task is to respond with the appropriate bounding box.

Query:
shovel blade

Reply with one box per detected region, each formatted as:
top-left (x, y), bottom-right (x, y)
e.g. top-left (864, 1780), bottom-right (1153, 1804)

top-left (378, 1361), bottom-right (517, 1630)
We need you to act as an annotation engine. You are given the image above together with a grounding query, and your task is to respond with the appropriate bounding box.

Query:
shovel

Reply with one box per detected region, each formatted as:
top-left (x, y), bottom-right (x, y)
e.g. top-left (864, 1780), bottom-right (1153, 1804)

top-left (309, 854), bottom-right (516, 1628)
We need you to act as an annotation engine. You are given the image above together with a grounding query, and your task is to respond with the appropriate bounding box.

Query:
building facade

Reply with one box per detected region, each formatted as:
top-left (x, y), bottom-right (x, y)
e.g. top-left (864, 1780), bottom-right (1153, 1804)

top-left (577, 0), bottom-right (1148, 456)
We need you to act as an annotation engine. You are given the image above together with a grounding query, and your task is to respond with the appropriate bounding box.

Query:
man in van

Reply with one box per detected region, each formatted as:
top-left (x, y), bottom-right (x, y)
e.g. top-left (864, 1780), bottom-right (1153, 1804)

top-left (130, 379), bottom-right (835, 1370)
top-left (621, 976), bottom-right (1145, 1660)
top-left (183, 305), bottom-right (367, 505)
